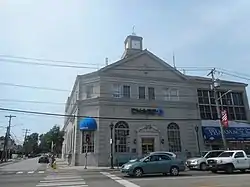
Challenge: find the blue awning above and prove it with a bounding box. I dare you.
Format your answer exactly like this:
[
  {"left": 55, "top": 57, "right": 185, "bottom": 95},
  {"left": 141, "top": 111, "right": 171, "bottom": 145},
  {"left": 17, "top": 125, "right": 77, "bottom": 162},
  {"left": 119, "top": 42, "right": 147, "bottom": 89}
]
[
  {"left": 79, "top": 117, "right": 97, "bottom": 131},
  {"left": 202, "top": 126, "right": 250, "bottom": 141}
]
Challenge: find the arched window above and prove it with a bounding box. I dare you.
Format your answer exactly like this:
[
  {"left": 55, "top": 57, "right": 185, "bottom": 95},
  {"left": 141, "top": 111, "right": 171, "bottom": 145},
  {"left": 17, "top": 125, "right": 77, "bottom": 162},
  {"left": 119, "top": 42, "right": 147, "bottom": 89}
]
[
  {"left": 167, "top": 123, "right": 182, "bottom": 152},
  {"left": 115, "top": 121, "right": 129, "bottom": 153}
]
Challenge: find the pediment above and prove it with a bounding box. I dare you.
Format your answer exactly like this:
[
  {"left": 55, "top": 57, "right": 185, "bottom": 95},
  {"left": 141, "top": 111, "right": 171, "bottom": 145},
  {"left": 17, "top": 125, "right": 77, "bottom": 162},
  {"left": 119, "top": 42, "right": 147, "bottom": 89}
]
[
  {"left": 99, "top": 50, "right": 187, "bottom": 81},
  {"left": 137, "top": 125, "right": 160, "bottom": 133}
]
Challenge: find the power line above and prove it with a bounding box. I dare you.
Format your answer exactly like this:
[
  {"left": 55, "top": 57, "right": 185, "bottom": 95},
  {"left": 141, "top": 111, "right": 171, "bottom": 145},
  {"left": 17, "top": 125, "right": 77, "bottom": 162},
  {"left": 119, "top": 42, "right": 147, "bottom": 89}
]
[
  {"left": 0, "top": 58, "right": 213, "bottom": 72},
  {"left": 0, "top": 59, "right": 100, "bottom": 69},
  {"left": 0, "top": 82, "right": 70, "bottom": 92},
  {"left": 0, "top": 54, "right": 101, "bottom": 66},
  {"left": 0, "top": 107, "right": 200, "bottom": 121},
  {"left": 0, "top": 54, "right": 215, "bottom": 70}
]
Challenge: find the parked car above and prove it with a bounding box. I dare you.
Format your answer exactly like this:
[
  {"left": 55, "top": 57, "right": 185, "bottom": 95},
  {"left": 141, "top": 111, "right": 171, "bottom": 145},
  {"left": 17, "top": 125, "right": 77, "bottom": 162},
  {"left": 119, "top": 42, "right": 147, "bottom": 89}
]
[
  {"left": 121, "top": 152, "right": 185, "bottom": 177},
  {"left": 38, "top": 155, "right": 50, "bottom": 164},
  {"left": 207, "top": 150, "right": 250, "bottom": 173},
  {"left": 126, "top": 151, "right": 177, "bottom": 164},
  {"left": 186, "top": 150, "right": 225, "bottom": 171}
]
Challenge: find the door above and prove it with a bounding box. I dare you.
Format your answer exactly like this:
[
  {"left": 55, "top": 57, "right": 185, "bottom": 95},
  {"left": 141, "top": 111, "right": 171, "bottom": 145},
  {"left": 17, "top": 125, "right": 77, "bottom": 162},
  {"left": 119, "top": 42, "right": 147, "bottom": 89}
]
[
  {"left": 158, "top": 154, "right": 172, "bottom": 173},
  {"left": 141, "top": 138, "right": 154, "bottom": 155},
  {"left": 234, "top": 152, "right": 248, "bottom": 169},
  {"left": 142, "top": 155, "right": 161, "bottom": 174}
]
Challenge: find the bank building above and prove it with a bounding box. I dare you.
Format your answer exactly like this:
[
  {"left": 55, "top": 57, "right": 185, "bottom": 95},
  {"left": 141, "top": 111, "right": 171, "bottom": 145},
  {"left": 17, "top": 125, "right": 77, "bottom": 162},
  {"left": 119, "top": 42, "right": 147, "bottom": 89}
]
[{"left": 62, "top": 34, "right": 250, "bottom": 166}]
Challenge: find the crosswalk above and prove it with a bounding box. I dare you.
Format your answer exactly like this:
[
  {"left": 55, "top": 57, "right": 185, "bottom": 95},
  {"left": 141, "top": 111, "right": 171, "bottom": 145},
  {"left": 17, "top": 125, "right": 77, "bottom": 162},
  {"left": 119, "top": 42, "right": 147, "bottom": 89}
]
[
  {"left": 0, "top": 170, "right": 46, "bottom": 175},
  {"left": 36, "top": 172, "right": 88, "bottom": 187}
]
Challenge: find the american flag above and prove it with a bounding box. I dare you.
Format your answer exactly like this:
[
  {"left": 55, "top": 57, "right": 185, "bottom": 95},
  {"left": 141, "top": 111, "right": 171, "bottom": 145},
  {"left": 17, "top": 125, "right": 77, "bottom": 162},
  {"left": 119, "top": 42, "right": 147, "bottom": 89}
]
[{"left": 221, "top": 110, "right": 228, "bottom": 128}]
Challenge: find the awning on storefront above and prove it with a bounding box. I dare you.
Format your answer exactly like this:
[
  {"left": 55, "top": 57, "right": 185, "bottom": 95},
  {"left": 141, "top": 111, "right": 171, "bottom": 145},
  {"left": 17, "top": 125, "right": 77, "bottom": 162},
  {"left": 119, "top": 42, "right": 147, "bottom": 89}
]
[
  {"left": 202, "top": 120, "right": 250, "bottom": 141},
  {"left": 79, "top": 117, "right": 97, "bottom": 131}
]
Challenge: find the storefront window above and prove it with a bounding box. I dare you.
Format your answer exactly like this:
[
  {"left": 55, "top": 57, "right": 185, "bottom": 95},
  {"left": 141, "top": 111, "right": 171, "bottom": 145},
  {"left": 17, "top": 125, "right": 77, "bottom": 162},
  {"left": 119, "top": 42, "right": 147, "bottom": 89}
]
[{"left": 115, "top": 121, "right": 129, "bottom": 153}]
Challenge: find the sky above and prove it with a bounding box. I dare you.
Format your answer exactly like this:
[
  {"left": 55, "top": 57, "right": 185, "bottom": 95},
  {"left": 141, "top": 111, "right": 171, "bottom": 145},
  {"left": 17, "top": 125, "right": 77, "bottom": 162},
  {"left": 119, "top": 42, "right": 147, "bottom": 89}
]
[{"left": 1, "top": 0, "right": 250, "bottom": 144}]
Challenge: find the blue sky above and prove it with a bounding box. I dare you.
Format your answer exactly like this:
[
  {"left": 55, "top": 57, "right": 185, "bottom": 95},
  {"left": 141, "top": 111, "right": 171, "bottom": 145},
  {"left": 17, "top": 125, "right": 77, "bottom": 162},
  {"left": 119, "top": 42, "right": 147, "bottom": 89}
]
[{"left": 0, "top": 0, "right": 250, "bottom": 144}]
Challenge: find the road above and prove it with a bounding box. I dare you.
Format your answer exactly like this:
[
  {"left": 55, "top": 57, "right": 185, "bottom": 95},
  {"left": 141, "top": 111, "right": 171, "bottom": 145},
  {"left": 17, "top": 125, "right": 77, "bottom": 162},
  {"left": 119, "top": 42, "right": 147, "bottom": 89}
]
[
  {"left": 1, "top": 163, "right": 250, "bottom": 187},
  {"left": 0, "top": 157, "right": 47, "bottom": 174}
]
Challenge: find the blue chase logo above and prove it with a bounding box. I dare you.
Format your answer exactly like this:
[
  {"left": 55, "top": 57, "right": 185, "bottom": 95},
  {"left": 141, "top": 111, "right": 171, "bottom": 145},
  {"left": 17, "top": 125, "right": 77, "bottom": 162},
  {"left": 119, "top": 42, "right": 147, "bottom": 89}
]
[{"left": 131, "top": 108, "right": 164, "bottom": 116}]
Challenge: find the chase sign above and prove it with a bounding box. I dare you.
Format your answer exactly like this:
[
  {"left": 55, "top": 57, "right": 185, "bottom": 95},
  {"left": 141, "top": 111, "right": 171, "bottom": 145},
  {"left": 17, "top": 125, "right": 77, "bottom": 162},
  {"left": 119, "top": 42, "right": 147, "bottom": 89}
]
[{"left": 131, "top": 108, "right": 164, "bottom": 116}]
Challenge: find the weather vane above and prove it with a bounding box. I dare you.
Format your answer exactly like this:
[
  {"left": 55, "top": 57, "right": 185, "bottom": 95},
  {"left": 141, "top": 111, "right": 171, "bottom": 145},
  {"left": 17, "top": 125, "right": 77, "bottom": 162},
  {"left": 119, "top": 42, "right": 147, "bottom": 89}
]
[{"left": 132, "top": 26, "right": 136, "bottom": 35}]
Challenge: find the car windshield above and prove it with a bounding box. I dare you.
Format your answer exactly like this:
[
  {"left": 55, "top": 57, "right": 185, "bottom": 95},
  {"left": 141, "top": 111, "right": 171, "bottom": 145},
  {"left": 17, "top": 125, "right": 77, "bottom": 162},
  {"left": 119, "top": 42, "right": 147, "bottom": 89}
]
[
  {"left": 218, "top": 152, "right": 234, "bottom": 157},
  {"left": 201, "top": 151, "right": 208, "bottom": 157}
]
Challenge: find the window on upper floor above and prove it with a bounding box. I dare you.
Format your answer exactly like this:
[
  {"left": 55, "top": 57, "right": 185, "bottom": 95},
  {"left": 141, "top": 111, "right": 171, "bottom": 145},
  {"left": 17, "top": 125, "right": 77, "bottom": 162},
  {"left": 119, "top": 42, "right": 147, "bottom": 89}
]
[
  {"left": 123, "top": 85, "right": 131, "bottom": 98},
  {"left": 112, "top": 83, "right": 122, "bottom": 98},
  {"left": 139, "top": 86, "right": 146, "bottom": 99},
  {"left": 164, "top": 88, "right": 179, "bottom": 101},
  {"left": 148, "top": 87, "right": 155, "bottom": 100},
  {"left": 197, "top": 89, "right": 247, "bottom": 121},
  {"left": 112, "top": 84, "right": 131, "bottom": 98},
  {"left": 86, "top": 85, "right": 94, "bottom": 98}
]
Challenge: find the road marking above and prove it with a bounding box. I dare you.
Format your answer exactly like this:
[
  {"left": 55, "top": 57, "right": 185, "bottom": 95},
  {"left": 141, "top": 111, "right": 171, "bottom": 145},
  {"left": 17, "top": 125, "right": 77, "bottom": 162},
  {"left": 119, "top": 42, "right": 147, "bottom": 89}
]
[
  {"left": 16, "top": 171, "right": 23, "bottom": 174},
  {"left": 45, "top": 176, "right": 82, "bottom": 180},
  {"left": 28, "top": 171, "right": 35, "bottom": 174},
  {"left": 101, "top": 172, "right": 140, "bottom": 187},
  {"left": 36, "top": 181, "right": 88, "bottom": 186},
  {"left": 40, "top": 179, "right": 85, "bottom": 183},
  {"left": 38, "top": 171, "right": 45, "bottom": 174},
  {"left": 129, "top": 173, "right": 250, "bottom": 182}
]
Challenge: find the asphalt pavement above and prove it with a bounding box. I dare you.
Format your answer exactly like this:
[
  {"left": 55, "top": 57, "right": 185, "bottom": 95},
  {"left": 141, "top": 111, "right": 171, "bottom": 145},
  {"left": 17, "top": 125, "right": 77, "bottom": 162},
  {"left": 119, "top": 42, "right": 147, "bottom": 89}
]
[
  {"left": 79, "top": 170, "right": 250, "bottom": 187},
  {"left": 2, "top": 160, "right": 250, "bottom": 187},
  {"left": 0, "top": 172, "right": 47, "bottom": 187},
  {"left": 0, "top": 157, "right": 47, "bottom": 174}
]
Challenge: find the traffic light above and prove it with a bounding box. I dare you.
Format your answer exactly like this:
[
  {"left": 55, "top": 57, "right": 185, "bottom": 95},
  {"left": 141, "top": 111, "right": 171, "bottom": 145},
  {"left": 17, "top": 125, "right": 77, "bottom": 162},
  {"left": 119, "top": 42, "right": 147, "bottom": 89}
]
[{"left": 86, "top": 134, "right": 90, "bottom": 144}]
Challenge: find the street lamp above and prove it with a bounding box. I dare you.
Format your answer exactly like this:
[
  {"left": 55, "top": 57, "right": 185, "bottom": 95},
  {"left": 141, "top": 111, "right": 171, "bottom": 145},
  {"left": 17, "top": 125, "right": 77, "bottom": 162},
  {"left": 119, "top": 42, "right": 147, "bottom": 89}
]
[
  {"left": 109, "top": 123, "right": 114, "bottom": 169},
  {"left": 194, "top": 125, "right": 201, "bottom": 156},
  {"left": 214, "top": 88, "right": 232, "bottom": 150}
]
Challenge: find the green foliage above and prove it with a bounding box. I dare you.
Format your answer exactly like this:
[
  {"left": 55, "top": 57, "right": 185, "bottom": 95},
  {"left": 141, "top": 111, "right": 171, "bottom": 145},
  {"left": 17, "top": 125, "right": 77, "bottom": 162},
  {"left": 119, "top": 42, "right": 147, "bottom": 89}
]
[
  {"left": 23, "top": 132, "right": 39, "bottom": 154},
  {"left": 23, "top": 125, "right": 64, "bottom": 155},
  {"left": 38, "top": 125, "right": 64, "bottom": 154}
]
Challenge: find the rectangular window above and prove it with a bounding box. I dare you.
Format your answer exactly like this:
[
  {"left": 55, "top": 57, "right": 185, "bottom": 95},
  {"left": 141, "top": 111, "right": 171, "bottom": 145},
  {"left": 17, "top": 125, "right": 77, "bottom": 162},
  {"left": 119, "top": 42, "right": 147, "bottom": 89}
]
[
  {"left": 86, "top": 85, "right": 94, "bottom": 98},
  {"left": 235, "top": 107, "right": 246, "bottom": 120},
  {"left": 112, "top": 83, "right": 122, "bottom": 98},
  {"left": 170, "top": 88, "right": 179, "bottom": 101},
  {"left": 139, "top": 86, "right": 145, "bottom": 99},
  {"left": 199, "top": 105, "right": 212, "bottom": 120},
  {"left": 148, "top": 87, "right": 155, "bottom": 100},
  {"left": 232, "top": 92, "right": 244, "bottom": 106},
  {"left": 123, "top": 85, "right": 130, "bottom": 98},
  {"left": 82, "top": 131, "right": 94, "bottom": 153},
  {"left": 164, "top": 88, "right": 170, "bottom": 101}
]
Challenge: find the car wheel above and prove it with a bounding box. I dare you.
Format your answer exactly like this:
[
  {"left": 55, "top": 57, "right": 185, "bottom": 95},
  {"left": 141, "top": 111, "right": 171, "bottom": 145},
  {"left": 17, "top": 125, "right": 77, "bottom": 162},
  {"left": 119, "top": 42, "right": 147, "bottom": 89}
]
[
  {"left": 133, "top": 168, "right": 143, "bottom": 177},
  {"left": 170, "top": 166, "right": 179, "bottom": 176},
  {"left": 200, "top": 163, "right": 207, "bottom": 171},
  {"left": 240, "top": 169, "right": 246, "bottom": 173},
  {"left": 211, "top": 169, "right": 217, "bottom": 173},
  {"left": 225, "top": 164, "right": 234, "bottom": 174}
]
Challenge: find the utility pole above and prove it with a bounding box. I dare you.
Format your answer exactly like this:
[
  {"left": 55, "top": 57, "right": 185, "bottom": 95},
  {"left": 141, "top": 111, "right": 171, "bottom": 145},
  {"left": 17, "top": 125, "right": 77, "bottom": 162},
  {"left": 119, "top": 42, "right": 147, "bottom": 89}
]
[
  {"left": 1, "top": 115, "right": 16, "bottom": 162},
  {"left": 207, "top": 68, "right": 227, "bottom": 149},
  {"left": 23, "top": 129, "right": 30, "bottom": 157}
]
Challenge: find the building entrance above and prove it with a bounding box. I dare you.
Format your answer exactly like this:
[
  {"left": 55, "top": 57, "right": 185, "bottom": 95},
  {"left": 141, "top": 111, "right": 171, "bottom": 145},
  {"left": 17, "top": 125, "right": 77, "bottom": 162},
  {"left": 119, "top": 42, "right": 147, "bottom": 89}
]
[{"left": 141, "top": 138, "right": 154, "bottom": 155}]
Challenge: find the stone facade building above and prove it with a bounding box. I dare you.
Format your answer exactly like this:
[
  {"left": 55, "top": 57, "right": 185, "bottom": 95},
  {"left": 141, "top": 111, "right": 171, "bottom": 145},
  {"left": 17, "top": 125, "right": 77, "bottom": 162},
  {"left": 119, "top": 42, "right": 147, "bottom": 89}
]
[{"left": 62, "top": 34, "right": 250, "bottom": 166}]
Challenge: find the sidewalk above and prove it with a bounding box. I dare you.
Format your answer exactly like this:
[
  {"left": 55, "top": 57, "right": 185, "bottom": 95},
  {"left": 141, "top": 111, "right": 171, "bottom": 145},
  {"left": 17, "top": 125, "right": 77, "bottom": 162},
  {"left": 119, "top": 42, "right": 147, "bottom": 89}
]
[{"left": 56, "top": 158, "right": 120, "bottom": 172}]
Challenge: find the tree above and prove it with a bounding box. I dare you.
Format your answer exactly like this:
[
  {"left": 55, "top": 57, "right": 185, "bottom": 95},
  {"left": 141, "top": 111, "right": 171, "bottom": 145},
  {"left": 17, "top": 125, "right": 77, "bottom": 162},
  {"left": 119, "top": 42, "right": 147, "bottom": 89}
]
[
  {"left": 23, "top": 133, "right": 39, "bottom": 155},
  {"left": 38, "top": 125, "right": 64, "bottom": 154}
]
